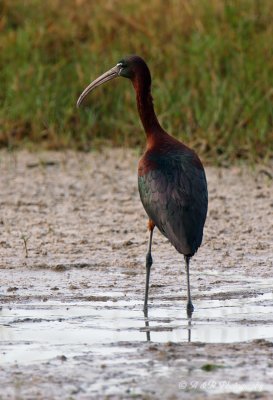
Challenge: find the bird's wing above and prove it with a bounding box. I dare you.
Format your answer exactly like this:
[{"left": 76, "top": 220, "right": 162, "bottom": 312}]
[{"left": 138, "top": 152, "right": 208, "bottom": 255}]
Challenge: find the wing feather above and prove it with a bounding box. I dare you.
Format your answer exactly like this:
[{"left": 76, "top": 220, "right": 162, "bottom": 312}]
[{"left": 138, "top": 151, "right": 208, "bottom": 255}]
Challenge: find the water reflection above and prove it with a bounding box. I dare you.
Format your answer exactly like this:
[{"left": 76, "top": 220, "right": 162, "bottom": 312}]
[
  {"left": 0, "top": 292, "right": 273, "bottom": 364},
  {"left": 187, "top": 316, "right": 192, "bottom": 343},
  {"left": 142, "top": 308, "right": 192, "bottom": 343},
  {"left": 0, "top": 324, "right": 12, "bottom": 341}
]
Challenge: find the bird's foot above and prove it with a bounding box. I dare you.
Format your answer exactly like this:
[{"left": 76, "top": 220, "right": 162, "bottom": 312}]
[{"left": 187, "top": 301, "right": 194, "bottom": 318}]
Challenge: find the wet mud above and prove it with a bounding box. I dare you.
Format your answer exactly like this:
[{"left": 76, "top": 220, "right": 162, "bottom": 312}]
[{"left": 0, "top": 149, "right": 272, "bottom": 399}]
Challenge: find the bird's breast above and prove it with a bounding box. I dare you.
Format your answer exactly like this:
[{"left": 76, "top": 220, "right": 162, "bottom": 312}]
[{"left": 138, "top": 153, "right": 157, "bottom": 177}]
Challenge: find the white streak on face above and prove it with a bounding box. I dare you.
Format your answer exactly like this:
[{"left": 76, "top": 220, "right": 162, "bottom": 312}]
[{"left": 116, "top": 63, "right": 123, "bottom": 75}]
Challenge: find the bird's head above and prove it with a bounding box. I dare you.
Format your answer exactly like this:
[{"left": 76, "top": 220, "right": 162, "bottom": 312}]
[{"left": 77, "top": 55, "right": 151, "bottom": 107}]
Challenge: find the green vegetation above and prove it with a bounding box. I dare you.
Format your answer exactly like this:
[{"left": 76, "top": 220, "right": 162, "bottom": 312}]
[
  {"left": 0, "top": 0, "right": 272, "bottom": 162},
  {"left": 201, "top": 363, "right": 224, "bottom": 372}
]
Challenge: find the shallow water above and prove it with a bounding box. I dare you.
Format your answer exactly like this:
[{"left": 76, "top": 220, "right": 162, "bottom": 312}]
[
  {"left": 1, "top": 290, "right": 273, "bottom": 365},
  {"left": 0, "top": 150, "right": 273, "bottom": 398}
]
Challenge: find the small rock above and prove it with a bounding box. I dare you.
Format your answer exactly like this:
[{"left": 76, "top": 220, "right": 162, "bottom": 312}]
[{"left": 7, "top": 287, "right": 18, "bottom": 292}]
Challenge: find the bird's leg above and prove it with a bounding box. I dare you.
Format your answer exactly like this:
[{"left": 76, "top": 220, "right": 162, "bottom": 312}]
[
  {"left": 184, "top": 255, "right": 194, "bottom": 318},
  {"left": 143, "top": 220, "right": 154, "bottom": 316},
  {"left": 144, "top": 317, "right": 151, "bottom": 342}
]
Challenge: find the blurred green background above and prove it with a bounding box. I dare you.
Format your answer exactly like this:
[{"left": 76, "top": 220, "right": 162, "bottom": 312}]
[{"left": 0, "top": 0, "right": 272, "bottom": 163}]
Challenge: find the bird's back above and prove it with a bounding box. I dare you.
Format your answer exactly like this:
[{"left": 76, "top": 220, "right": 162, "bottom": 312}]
[{"left": 138, "top": 140, "right": 208, "bottom": 256}]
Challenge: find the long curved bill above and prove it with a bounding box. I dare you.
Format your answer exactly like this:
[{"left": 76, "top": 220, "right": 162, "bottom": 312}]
[{"left": 77, "top": 64, "right": 121, "bottom": 107}]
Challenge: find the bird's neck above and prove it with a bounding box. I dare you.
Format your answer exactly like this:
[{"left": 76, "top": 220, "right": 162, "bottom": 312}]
[{"left": 133, "top": 79, "right": 165, "bottom": 147}]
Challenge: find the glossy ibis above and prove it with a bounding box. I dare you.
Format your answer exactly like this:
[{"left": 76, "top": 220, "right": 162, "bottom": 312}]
[{"left": 77, "top": 55, "right": 208, "bottom": 317}]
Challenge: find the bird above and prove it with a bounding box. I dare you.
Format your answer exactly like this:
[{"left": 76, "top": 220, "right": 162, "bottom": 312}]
[{"left": 77, "top": 55, "right": 208, "bottom": 317}]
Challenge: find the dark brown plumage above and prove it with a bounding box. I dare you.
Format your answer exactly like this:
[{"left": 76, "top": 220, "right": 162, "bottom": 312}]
[{"left": 77, "top": 55, "right": 208, "bottom": 317}]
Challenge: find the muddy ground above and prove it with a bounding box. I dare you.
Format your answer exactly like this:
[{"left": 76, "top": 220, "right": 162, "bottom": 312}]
[{"left": 0, "top": 149, "right": 272, "bottom": 400}]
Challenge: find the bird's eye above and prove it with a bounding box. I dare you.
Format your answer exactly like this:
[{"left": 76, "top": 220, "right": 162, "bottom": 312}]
[{"left": 117, "top": 62, "right": 126, "bottom": 69}]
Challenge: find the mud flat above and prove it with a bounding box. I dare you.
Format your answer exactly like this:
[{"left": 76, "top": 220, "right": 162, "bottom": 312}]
[{"left": 0, "top": 149, "right": 272, "bottom": 399}]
